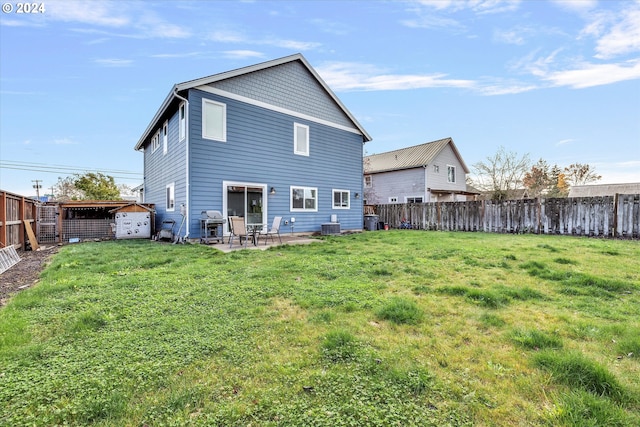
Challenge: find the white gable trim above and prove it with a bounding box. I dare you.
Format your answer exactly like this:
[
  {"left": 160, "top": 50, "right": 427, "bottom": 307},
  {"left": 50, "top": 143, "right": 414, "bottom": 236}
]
[{"left": 196, "top": 85, "right": 365, "bottom": 137}]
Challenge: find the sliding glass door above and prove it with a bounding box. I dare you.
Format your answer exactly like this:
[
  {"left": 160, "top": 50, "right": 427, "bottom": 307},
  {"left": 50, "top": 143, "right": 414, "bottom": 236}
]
[{"left": 223, "top": 182, "right": 267, "bottom": 232}]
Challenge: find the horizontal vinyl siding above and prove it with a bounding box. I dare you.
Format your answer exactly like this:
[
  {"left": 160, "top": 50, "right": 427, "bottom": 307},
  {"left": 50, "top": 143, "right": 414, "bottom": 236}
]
[
  {"left": 188, "top": 89, "right": 363, "bottom": 235},
  {"left": 426, "top": 145, "right": 467, "bottom": 192},
  {"left": 371, "top": 168, "right": 424, "bottom": 204},
  {"left": 143, "top": 109, "right": 186, "bottom": 232}
]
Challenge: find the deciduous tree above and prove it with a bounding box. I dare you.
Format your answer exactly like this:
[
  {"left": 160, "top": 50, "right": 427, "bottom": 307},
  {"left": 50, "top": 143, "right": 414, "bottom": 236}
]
[
  {"left": 564, "top": 163, "right": 602, "bottom": 186},
  {"left": 471, "top": 146, "right": 530, "bottom": 200},
  {"left": 73, "top": 172, "right": 121, "bottom": 200}
]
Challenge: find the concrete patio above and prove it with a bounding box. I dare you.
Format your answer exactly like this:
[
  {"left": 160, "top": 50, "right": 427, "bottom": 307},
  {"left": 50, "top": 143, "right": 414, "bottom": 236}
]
[{"left": 204, "top": 233, "right": 320, "bottom": 253}]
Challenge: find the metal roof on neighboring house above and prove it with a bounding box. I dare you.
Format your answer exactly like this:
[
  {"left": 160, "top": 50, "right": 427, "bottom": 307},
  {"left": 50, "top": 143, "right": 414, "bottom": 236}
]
[
  {"left": 364, "top": 137, "right": 469, "bottom": 174},
  {"left": 568, "top": 183, "right": 640, "bottom": 197}
]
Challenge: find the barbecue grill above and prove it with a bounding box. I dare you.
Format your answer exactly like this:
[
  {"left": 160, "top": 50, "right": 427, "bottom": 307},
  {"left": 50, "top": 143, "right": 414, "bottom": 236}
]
[{"left": 200, "top": 210, "right": 225, "bottom": 244}]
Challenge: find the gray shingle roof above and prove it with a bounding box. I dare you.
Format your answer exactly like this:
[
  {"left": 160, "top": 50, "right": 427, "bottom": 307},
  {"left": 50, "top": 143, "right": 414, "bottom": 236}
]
[{"left": 364, "top": 137, "right": 469, "bottom": 174}]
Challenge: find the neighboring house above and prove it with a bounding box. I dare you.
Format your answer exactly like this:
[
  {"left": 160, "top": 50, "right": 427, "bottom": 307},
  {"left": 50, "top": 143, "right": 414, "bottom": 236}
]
[
  {"left": 364, "top": 137, "right": 473, "bottom": 204},
  {"left": 134, "top": 54, "right": 371, "bottom": 239},
  {"left": 568, "top": 183, "right": 640, "bottom": 197}
]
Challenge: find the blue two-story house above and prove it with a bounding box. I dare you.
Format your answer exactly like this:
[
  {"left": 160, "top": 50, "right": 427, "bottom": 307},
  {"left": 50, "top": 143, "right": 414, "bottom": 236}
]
[{"left": 134, "top": 54, "right": 372, "bottom": 240}]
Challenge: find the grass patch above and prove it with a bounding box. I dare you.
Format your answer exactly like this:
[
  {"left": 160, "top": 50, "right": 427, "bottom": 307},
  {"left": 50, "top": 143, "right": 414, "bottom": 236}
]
[
  {"left": 509, "top": 328, "right": 563, "bottom": 350},
  {"left": 376, "top": 297, "right": 423, "bottom": 325},
  {"left": 532, "top": 351, "right": 628, "bottom": 403},
  {"left": 1, "top": 233, "right": 638, "bottom": 426},
  {"left": 547, "top": 390, "right": 638, "bottom": 427}
]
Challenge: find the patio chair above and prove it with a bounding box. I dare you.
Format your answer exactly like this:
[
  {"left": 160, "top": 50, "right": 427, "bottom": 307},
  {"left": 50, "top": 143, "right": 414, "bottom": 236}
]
[
  {"left": 260, "top": 216, "right": 282, "bottom": 245},
  {"left": 228, "top": 216, "right": 250, "bottom": 248}
]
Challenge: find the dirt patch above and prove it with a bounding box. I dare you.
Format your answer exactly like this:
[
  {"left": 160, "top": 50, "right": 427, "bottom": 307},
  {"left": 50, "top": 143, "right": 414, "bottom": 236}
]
[{"left": 0, "top": 246, "right": 59, "bottom": 307}]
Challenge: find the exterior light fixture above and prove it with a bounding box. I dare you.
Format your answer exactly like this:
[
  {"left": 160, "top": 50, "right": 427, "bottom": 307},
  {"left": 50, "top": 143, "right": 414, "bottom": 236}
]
[{"left": 270, "top": 187, "right": 276, "bottom": 195}]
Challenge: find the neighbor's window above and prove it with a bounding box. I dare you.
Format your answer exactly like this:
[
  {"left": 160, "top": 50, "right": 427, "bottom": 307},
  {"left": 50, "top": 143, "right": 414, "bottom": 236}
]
[
  {"left": 333, "top": 189, "right": 350, "bottom": 209},
  {"left": 166, "top": 183, "right": 175, "bottom": 211},
  {"left": 406, "top": 197, "right": 423, "bottom": 203},
  {"left": 291, "top": 186, "right": 317, "bottom": 211},
  {"left": 179, "top": 102, "right": 186, "bottom": 141},
  {"left": 447, "top": 165, "right": 456, "bottom": 183},
  {"left": 389, "top": 197, "right": 398, "bottom": 203},
  {"left": 294, "top": 123, "right": 309, "bottom": 156},
  {"left": 202, "top": 99, "right": 226, "bottom": 142},
  {"left": 162, "top": 121, "right": 168, "bottom": 155},
  {"left": 364, "top": 175, "right": 372, "bottom": 188}
]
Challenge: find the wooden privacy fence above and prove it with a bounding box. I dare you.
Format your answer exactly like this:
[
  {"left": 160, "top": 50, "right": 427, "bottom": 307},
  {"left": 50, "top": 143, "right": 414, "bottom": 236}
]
[
  {"left": 375, "top": 194, "right": 640, "bottom": 239},
  {"left": 0, "top": 190, "right": 38, "bottom": 249}
]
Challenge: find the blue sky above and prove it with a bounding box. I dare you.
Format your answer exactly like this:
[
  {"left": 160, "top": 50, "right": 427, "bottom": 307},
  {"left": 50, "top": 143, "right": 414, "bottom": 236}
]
[{"left": 1, "top": 0, "right": 639, "bottom": 197}]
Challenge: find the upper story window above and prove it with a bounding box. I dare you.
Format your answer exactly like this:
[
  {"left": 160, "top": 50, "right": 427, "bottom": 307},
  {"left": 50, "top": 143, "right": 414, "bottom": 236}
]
[
  {"left": 333, "top": 189, "right": 350, "bottom": 209},
  {"left": 162, "top": 121, "right": 168, "bottom": 155},
  {"left": 151, "top": 131, "right": 160, "bottom": 153},
  {"left": 179, "top": 102, "right": 186, "bottom": 141},
  {"left": 294, "top": 123, "right": 309, "bottom": 156},
  {"left": 364, "top": 175, "right": 372, "bottom": 188},
  {"left": 202, "top": 99, "right": 227, "bottom": 142},
  {"left": 447, "top": 165, "right": 456, "bottom": 183},
  {"left": 166, "top": 183, "right": 175, "bottom": 211},
  {"left": 291, "top": 186, "right": 317, "bottom": 212}
]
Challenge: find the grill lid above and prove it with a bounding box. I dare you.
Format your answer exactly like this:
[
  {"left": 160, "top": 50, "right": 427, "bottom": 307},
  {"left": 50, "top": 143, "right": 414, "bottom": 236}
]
[{"left": 202, "top": 210, "right": 223, "bottom": 221}]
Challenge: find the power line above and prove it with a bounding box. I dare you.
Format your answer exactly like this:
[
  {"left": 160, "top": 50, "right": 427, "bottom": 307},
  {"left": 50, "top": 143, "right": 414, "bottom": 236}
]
[{"left": 0, "top": 160, "right": 143, "bottom": 179}]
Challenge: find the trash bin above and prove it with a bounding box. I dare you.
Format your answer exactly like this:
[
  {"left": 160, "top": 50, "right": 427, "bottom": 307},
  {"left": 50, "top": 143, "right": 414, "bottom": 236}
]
[{"left": 364, "top": 214, "right": 379, "bottom": 231}]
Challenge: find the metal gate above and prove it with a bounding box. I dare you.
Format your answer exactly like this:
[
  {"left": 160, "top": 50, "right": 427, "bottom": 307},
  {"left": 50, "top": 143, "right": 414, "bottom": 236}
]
[{"left": 37, "top": 205, "right": 58, "bottom": 244}]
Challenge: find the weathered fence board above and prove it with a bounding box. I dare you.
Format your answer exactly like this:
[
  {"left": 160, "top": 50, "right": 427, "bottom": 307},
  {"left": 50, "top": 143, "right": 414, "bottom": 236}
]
[{"left": 375, "top": 194, "right": 639, "bottom": 239}]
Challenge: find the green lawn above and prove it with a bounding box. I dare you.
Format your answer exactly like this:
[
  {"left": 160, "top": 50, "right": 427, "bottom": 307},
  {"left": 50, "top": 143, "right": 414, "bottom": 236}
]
[{"left": 1, "top": 231, "right": 639, "bottom": 426}]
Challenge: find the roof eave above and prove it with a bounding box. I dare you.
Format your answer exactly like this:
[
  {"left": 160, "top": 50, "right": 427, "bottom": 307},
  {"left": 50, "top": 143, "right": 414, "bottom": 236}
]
[{"left": 134, "top": 84, "right": 179, "bottom": 151}]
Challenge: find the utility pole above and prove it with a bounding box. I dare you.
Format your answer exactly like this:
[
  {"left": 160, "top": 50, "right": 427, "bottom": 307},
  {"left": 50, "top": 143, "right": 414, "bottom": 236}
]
[{"left": 32, "top": 179, "right": 42, "bottom": 199}]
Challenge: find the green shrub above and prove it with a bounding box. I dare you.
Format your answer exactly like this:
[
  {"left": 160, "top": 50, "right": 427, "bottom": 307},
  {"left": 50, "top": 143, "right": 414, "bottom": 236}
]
[{"left": 376, "top": 297, "right": 423, "bottom": 325}]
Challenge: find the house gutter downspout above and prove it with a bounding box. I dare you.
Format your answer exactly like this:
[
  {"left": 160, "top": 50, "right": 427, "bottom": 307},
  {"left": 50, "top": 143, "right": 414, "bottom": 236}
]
[{"left": 173, "top": 90, "right": 190, "bottom": 239}]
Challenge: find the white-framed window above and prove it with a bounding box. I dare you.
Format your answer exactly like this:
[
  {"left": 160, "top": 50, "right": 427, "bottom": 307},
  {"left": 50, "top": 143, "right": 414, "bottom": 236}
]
[
  {"left": 179, "top": 102, "right": 186, "bottom": 141},
  {"left": 333, "top": 189, "right": 350, "bottom": 209},
  {"left": 162, "top": 121, "right": 168, "bottom": 155},
  {"left": 202, "top": 99, "right": 226, "bottom": 142},
  {"left": 406, "top": 197, "right": 423, "bottom": 203},
  {"left": 294, "top": 123, "right": 309, "bottom": 156},
  {"left": 447, "top": 165, "right": 456, "bottom": 183},
  {"left": 151, "top": 130, "right": 160, "bottom": 153},
  {"left": 389, "top": 197, "right": 398, "bottom": 203},
  {"left": 364, "top": 175, "right": 372, "bottom": 188},
  {"left": 290, "top": 186, "right": 317, "bottom": 212},
  {"left": 166, "top": 183, "right": 175, "bottom": 211}
]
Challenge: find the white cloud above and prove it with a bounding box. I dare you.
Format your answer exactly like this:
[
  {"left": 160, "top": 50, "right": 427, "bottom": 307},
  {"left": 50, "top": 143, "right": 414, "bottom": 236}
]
[
  {"left": 208, "top": 30, "right": 320, "bottom": 51},
  {"left": 151, "top": 52, "right": 205, "bottom": 59},
  {"left": 315, "top": 62, "right": 475, "bottom": 91},
  {"left": 47, "top": 0, "right": 130, "bottom": 27},
  {"left": 44, "top": 1, "right": 190, "bottom": 39},
  {"left": 555, "top": 139, "right": 577, "bottom": 147},
  {"left": 413, "top": 0, "right": 521, "bottom": 14},
  {"left": 542, "top": 59, "right": 640, "bottom": 88},
  {"left": 209, "top": 30, "right": 247, "bottom": 43},
  {"left": 221, "top": 50, "right": 265, "bottom": 60},
  {"left": 593, "top": 8, "right": 640, "bottom": 59},
  {"left": 550, "top": 0, "right": 597, "bottom": 13},
  {"left": 94, "top": 58, "right": 134, "bottom": 67}
]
